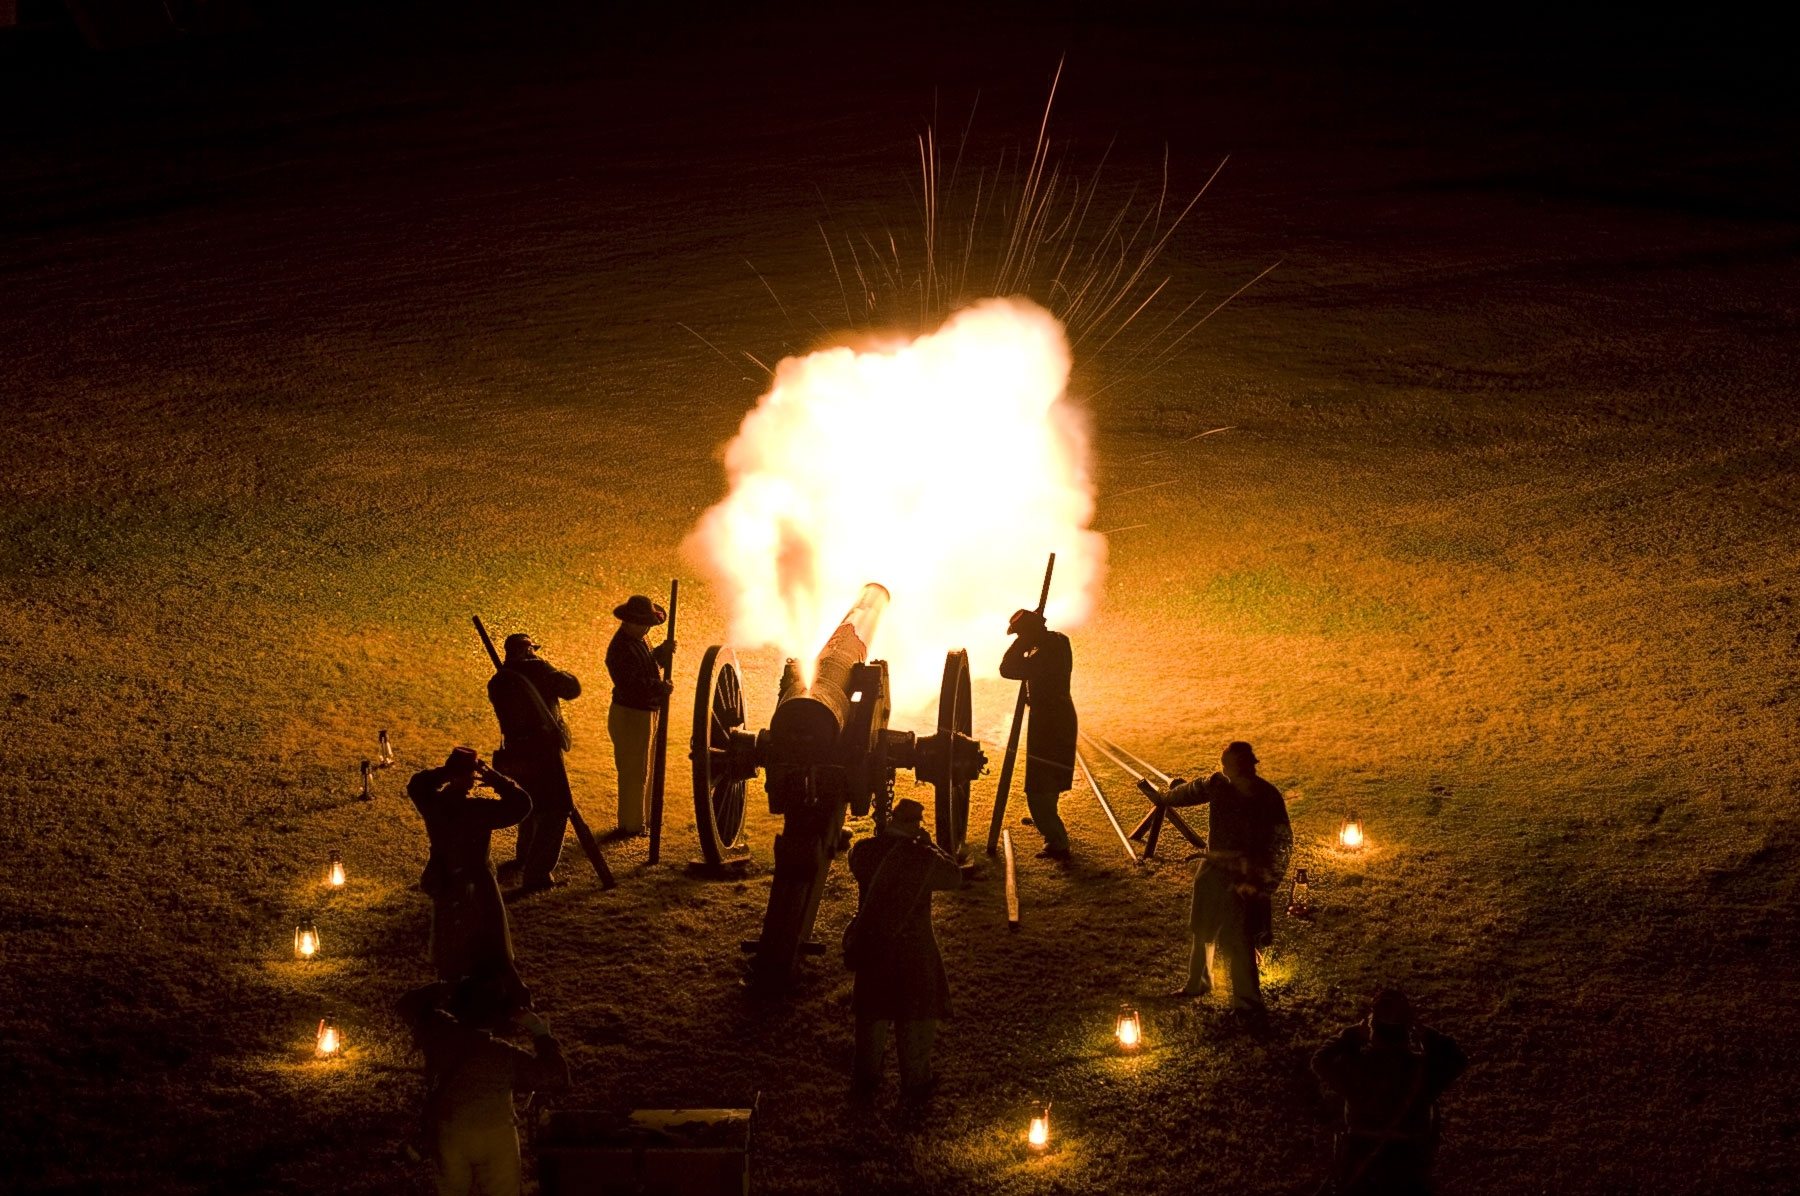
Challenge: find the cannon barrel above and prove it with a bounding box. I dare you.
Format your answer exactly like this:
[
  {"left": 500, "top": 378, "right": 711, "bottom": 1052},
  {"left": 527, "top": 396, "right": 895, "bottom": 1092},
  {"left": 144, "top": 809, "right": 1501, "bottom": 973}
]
[{"left": 767, "top": 582, "right": 889, "bottom": 777}]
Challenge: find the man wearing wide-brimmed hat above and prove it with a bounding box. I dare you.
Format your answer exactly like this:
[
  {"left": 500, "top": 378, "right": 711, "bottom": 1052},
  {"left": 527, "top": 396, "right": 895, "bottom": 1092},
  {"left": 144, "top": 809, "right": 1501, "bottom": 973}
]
[
  {"left": 604, "top": 594, "right": 674, "bottom": 837},
  {"left": 845, "top": 798, "right": 963, "bottom": 1105}
]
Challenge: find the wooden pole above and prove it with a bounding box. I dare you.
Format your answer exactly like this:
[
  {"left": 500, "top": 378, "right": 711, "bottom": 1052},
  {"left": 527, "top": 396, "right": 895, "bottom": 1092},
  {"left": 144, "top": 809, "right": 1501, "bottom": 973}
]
[
  {"left": 1002, "top": 829, "right": 1021, "bottom": 930},
  {"left": 1076, "top": 749, "right": 1138, "bottom": 864},
  {"left": 985, "top": 553, "right": 1056, "bottom": 855},
  {"left": 648, "top": 579, "right": 678, "bottom": 866}
]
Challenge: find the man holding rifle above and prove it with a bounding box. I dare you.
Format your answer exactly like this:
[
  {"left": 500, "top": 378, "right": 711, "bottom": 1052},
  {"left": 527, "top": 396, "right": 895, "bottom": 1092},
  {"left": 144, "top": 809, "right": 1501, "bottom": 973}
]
[
  {"left": 999, "top": 608, "right": 1078, "bottom": 861},
  {"left": 605, "top": 594, "right": 674, "bottom": 838},
  {"left": 490, "top": 632, "right": 582, "bottom": 893},
  {"left": 1144, "top": 740, "right": 1291, "bottom": 1024}
]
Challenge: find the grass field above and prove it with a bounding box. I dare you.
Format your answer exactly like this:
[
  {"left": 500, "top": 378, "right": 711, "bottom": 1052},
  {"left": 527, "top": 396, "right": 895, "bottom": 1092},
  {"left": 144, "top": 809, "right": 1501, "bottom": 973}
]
[{"left": 3, "top": 7, "right": 1797, "bottom": 1194}]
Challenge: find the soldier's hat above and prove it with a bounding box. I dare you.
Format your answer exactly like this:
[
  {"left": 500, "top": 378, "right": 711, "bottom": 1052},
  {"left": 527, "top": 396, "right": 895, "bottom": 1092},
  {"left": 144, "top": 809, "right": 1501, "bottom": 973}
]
[
  {"left": 1371, "top": 988, "right": 1414, "bottom": 1030},
  {"left": 613, "top": 595, "right": 668, "bottom": 625},
  {"left": 885, "top": 798, "right": 926, "bottom": 836},
  {"left": 444, "top": 745, "right": 481, "bottom": 774},
  {"left": 1222, "top": 740, "right": 1259, "bottom": 765},
  {"left": 1006, "top": 608, "right": 1046, "bottom": 636}
]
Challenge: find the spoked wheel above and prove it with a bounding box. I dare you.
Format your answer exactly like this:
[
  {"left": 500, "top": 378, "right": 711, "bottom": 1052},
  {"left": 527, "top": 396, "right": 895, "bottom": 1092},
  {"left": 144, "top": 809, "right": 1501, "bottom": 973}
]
[
  {"left": 933, "top": 649, "right": 973, "bottom": 856},
  {"left": 691, "top": 645, "right": 750, "bottom": 866}
]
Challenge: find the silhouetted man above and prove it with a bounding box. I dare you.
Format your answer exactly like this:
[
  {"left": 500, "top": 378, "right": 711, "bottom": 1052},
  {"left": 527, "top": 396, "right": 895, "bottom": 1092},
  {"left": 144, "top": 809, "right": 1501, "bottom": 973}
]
[
  {"left": 1146, "top": 740, "right": 1291, "bottom": 1020},
  {"left": 847, "top": 799, "right": 963, "bottom": 1105},
  {"left": 409, "top": 747, "right": 531, "bottom": 992},
  {"left": 489, "top": 631, "right": 580, "bottom": 891},
  {"left": 398, "top": 973, "right": 570, "bottom": 1196},
  {"left": 605, "top": 594, "right": 673, "bottom": 837},
  {"left": 999, "top": 608, "right": 1077, "bottom": 861},
  {"left": 1312, "top": 989, "right": 1467, "bottom": 1196}
]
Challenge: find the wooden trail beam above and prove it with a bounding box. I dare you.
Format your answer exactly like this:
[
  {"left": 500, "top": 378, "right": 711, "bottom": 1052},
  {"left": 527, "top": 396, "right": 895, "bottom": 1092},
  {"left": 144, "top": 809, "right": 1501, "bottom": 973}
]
[
  {"left": 1002, "top": 829, "right": 1021, "bottom": 930},
  {"left": 1080, "top": 731, "right": 1204, "bottom": 861},
  {"left": 1076, "top": 749, "right": 1138, "bottom": 864}
]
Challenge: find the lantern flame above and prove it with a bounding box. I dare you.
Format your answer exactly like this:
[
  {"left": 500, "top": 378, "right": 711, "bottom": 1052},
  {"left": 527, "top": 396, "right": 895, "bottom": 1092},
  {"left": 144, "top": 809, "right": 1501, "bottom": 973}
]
[
  {"left": 688, "top": 299, "right": 1105, "bottom": 718},
  {"left": 1116, "top": 1007, "right": 1142, "bottom": 1049},
  {"left": 295, "top": 922, "right": 319, "bottom": 960},
  {"left": 1339, "top": 817, "right": 1364, "bottom": 850},
  {"left": 315, "top": 1018, "right": 340, "bottom": 1057},
  {"left": 1028, "top": 1105, "right": 1051, "bottom": 1149},
  {"left": 327, "top": 854, "right": 346, "bottom": 889}
]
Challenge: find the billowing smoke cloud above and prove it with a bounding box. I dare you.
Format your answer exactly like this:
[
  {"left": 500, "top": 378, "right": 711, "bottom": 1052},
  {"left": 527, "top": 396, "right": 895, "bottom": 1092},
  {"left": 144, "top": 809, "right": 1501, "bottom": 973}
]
[{"left": 687, "top": 298, "right": 1105, "bottom": 722}]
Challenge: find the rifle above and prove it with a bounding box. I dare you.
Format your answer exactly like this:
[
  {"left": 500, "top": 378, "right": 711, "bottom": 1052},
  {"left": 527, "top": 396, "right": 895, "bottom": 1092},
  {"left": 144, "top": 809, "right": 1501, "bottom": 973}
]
[
  {"left": 473, "top": 615, "right": 616, "bottom": 890},
  {"left": 647, "top": 579, "right": 678, "bottom": 865},
  {"left": 985, "top": 553, "right": 1055, "bottom": 856}
]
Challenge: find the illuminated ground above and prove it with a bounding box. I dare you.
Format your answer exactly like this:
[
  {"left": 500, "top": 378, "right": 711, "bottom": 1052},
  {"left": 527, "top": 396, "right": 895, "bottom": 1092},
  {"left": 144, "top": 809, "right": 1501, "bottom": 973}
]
[{"left": 3, "top": 7, "right": 1797, "bottom": 1194}]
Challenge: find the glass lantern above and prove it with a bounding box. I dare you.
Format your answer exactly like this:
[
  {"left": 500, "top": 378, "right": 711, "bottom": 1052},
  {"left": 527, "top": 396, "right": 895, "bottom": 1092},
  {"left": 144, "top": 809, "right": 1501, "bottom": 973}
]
[
  {"left": 359, "top": 760, "right": 373, "bottom": 801},
  {"left": 1114, "top": 1005, "right": 1142, "bottom": 1050},
  {"left": 378, "top": 729, "right": 394, "bottom": 768},
  {"left": 294, "top": 919, "right": 320, "bottom": 960},
  {"left": 1027, "top": 1100, "right": 1052, "bottom": 1150},
  {"left": 315, "top": 1017, "right": 341, "bottom": 1058},
  {"left": 1338, "top": 812, "right": 1364, "bottom": 850},
  {"left": 1287, "top": 867, "right": 1312, "bottom": 918},
  {"left": 326, "top": 852, "right": 346, "bottom": 889}
]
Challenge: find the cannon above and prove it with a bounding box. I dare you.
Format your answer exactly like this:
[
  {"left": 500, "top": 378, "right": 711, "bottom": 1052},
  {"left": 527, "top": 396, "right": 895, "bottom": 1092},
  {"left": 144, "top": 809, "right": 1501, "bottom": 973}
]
[{"left": 689, "top": 583, "right": 987, "bottom": 985}]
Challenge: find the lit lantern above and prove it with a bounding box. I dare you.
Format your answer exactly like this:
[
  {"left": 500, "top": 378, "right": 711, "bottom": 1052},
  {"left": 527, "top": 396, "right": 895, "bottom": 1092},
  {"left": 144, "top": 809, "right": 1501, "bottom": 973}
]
[
  {"left": 315, "top": 1017, "right": 341, "bottom": 1058},
  {"left": 326, "top": 852, "right": 346, "bottom": 889},
  {"left": 1027, "top": 1100, "right": 1052, "bottom": 1150},
  {"left": 1338, "top": 812, "right": 1364, "bottom": 850},
  {"left": 1287, "top": 867, "right": 1312, "bottom": 918},
  {"left": 359, "top": 759, "right": 374, "bottom": 801},
  {"left": 294, "top": 919, "right": 320, "bottom": 960},
  {"left": 378, "top": 729, "right": 394, "bottom": 768},
  {"left": 1114, "top": 1005, "right": 1142, "bottom": 1050}
]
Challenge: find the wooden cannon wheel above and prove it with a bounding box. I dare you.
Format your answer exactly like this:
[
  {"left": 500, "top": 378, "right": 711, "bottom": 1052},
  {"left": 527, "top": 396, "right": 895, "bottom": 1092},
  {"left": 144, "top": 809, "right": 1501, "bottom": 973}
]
[
  {"left": 691, "top": 645, "right": 750, "bottom": 866},
  {"left": 933, "top": 649, "right": 973, "bottom": 856}
]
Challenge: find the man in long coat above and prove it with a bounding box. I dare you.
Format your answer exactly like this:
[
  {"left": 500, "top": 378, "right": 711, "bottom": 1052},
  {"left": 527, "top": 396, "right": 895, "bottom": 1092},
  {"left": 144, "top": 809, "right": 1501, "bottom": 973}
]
[
  {"left": 846, "top": 798, "right": 963, "bottom": 1104},
  {"left": 1147, "top": 740, "right": 1292, "bottom": 1019},
  {"left": 605, "top": 594, "right": 673, "bottom": 836},
  {"left": 409, "top": 746, "right": 532, "bottom": 992},
  {"left": 999, "top": 608, "right": 1078, "bottom": 860},
  {"left": 490, "top": 631, "right": 580, "bottom": 891}
]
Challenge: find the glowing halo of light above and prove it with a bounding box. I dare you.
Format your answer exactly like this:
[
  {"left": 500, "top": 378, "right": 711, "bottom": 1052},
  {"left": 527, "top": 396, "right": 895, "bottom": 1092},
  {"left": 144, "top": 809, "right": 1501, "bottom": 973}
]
[{"left": 688, "top": 299, "right": 1106, "bottom": 720}]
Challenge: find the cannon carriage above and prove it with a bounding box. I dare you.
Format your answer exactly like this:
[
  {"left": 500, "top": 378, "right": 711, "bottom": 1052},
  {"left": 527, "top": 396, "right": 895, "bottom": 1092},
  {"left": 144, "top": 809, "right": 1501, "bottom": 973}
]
[{"left": 689, "top": 583, "right": 987, "bottom": 986}]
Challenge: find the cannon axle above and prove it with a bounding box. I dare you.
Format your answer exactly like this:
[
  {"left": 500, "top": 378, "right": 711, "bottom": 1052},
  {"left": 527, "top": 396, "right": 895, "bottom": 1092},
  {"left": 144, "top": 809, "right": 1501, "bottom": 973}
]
[{"left": 688, "top": 584, "right": 985, "bottom": 987}]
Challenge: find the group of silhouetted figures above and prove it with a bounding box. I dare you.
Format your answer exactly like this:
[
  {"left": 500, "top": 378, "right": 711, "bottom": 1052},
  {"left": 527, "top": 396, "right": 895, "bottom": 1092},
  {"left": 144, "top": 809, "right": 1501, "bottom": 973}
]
[{"left": 393, "top": 601, "right": 1464, "bottom": 1196}]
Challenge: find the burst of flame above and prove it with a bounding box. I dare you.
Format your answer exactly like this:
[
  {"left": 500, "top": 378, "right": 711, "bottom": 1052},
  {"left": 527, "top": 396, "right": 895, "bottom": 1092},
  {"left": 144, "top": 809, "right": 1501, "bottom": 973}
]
[{"left": 688, "top": 298, "right": 1105, "bottom": 717}]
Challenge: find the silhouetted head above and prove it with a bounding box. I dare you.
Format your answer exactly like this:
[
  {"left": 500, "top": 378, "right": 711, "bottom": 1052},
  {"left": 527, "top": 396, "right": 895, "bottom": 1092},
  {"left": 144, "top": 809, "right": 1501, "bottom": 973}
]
[
  {"left": 448, "top": 971, "right": 513, "bottom": 1032},
  {"left": 503, "top": 632, "right": 540, "bottom": 662},
  {"left": 1007, "top": 608, "right": 1047, "bottom": 641},
  {"left": 886, "top": 798, "right": 927, "bottom": 839},
  {"left": 1221, "top": 741, "right": 1259, "bottom": 785},
  {"left": 613, "top": 595, "right": 667, "bottom": 636},
  {"left": 443, "top": 745, "right": 481, "bottom": 795},
  {"left": 1370, "top": 988, "right": 1414, "bottom": 1045}
]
